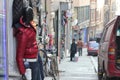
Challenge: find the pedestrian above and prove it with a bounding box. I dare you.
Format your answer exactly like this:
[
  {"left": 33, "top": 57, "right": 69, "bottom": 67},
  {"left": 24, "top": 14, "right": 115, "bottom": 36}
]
[
  {"left": 70, "top": 39, "right": 77, "bottom": 61},
  {"left": 77, "top": 38, "right": 84, "bottom": 56},
  {"left": 14, "top": 6, "right": 44, "bottom": 80}
]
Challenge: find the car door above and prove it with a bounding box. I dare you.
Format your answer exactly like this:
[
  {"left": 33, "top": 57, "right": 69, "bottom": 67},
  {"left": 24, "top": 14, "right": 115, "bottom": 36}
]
[
  {"left": 98, "top": 27, "right": 107, "bottom": 67},
  {"left": 99, "top": 20, "right": 115, "bottom": 70}
]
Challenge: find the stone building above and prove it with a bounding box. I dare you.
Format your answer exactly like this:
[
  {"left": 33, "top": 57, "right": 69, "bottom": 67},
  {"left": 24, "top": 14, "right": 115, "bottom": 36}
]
[{"left": 73, "top": 0, "right": 90, "bottom": 43}]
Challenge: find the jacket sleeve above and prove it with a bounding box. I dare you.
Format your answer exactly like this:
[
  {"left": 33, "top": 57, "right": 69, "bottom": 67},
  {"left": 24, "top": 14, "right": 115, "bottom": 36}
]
[
  {"left": 74, "top": 44, "right": 77, "bottom": 53},
  {"left": 76, "top": 44, "right": 77, "bottom": 52},
  {"left": 70, "top": 44, "right": 72, "bottom": 52},
  {"left": 82, "top": 42, "right": 84, "bottom": 47},
  {"left": 16, "top": 30, "right": 28, "bottom": 75}
]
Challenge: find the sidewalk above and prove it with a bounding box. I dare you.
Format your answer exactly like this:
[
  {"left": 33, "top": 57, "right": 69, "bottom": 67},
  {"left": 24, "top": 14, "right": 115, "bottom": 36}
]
[
  {"left": 44, "top": 48, "right": 98, "bottom": 80},
  {"left": 58, "top": 48, "right": 98, "bottom": 80}
]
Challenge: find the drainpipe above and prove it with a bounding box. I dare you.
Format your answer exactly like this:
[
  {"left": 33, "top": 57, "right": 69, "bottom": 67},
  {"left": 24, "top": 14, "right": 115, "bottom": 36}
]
[
  {"left": 45, "top": 0, "right": 47, "bottom": 13},
  {"left": 43, "top": 0, "right": 47, "bottom": 49}
]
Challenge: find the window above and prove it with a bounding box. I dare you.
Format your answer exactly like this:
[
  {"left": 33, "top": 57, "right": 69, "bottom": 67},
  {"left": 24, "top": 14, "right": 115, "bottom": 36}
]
[
  {"left": 77, "top": 6, "right": 90, "bottom": 24},
  {"left": 81, "top": 7, "right": 84, "bottom": 22},
  {"left": 104, "top": 20, "right": 116, "bottom": 41},
  {"left": 112, "top": 2, "right": 116, "bottom": 12},
  {"left": 86, "top": 6, "right": 90, "bottom": 20},
  {"left": 117, "top": 27, "right": 120, "bottom": 36},
  {"left": 105, "top": 25, "right": 114, "bottom": 41},
  {"left": 100, "top": 27, "right": 107, "bottom": 43},
  {"left": 91, "top": 9, "right": 95, "bottom": 21}
]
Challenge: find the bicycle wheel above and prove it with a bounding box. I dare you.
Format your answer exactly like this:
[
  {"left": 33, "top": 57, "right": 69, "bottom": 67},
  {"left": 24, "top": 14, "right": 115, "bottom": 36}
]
[
  {"left": 54, "top": 57, "right": 59, "bottom": 78},
  {"left": 49, "top": 56, "right": 59, "bottom": 80},
  {"left": 53, "top": 57, "right": 59, "bottom": 77},
  {"left": 50, "top": 59, "right": 57, "bottom": 80},
  {"left": 39, "top": 49, "right": 47, "bottom": 66},
  {"left": 39, "top": 49, "right": 49, "bottom": 77}
]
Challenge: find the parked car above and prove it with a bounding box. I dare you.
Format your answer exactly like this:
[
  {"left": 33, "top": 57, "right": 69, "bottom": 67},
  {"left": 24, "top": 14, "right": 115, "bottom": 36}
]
[
  {"left": 87, "top": 40, "right": 99, "bottom": 56},
  {"left": 98, "top": 16, "right": 120, "bottom": 80}
]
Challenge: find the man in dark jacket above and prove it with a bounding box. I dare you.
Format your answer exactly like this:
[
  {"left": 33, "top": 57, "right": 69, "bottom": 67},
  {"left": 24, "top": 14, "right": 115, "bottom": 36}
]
[{"left": 70, "top": 39, "right": 77, "bottom": 61}]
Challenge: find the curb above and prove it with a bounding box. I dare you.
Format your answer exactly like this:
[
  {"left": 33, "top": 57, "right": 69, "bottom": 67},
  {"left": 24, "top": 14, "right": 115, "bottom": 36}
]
[{"left": 90, "top": 56, "right": 98, "bottom": 73}]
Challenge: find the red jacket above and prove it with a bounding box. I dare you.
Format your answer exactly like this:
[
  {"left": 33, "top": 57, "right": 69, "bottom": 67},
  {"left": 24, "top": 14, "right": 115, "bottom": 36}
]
[{"left": 15, "top": 17, "right": 38, "bottom": 74}]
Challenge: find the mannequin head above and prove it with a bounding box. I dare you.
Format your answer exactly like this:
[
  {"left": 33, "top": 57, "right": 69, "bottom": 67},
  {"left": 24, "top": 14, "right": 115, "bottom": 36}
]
[{"left": 23, "top": 6, "right": 34, "bottom": 25}]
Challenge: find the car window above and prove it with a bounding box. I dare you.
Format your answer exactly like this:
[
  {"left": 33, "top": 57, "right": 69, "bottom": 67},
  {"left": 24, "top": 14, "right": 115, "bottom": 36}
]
[
  {"left": 117, "top": 27, "right": 120, "bottom": 36},
  {"left": 100, "top": 27, "right": 107, "bottom": 43},
  {"left": 89, "top": 41, "right": 99, "bottom": 47},
  {"left": 104, "top": 24, "right": 114, "bottom": 41},
  {"left": 101, "top": 19, "right": 116, "bottom": 43}
]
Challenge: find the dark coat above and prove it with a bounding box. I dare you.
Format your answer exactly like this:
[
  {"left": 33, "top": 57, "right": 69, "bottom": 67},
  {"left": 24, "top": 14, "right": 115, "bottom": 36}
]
[
  {"left": 15, "top": 17, "right": 38, "bottom": 74},
  {"left": 70, "top": 42, "right": 77, "bottom": 54}
]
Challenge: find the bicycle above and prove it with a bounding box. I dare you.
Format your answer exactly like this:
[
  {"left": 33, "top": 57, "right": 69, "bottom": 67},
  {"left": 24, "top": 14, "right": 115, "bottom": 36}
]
[{"left": 38, "top": 43, "right": 59, "bottom": 80}]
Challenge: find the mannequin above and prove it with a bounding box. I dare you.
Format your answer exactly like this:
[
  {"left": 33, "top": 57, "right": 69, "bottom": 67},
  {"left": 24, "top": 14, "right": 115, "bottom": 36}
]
[{"left": 15, "top": 6, "right": 44, "bottom": 80}]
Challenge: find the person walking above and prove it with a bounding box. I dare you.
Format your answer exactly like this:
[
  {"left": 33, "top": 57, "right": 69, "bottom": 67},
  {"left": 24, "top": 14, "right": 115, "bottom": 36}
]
[
  {"left": 70, "top": 39, "right": 77, "bottom": 61},
  {"left": 77, "top": 38, "right": 84, "bottom": 56}
]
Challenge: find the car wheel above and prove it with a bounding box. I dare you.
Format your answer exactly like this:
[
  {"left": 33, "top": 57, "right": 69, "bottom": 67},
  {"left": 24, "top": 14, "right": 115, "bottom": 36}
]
[
  {"left": 102, "top": 72, "right": 107, "bottom": 80},
  {"left": 102, "top": 72, "right": 112, "bottom": 80},
  {"left": 87, "top": 52, "right": 90, "bottom": 56}
]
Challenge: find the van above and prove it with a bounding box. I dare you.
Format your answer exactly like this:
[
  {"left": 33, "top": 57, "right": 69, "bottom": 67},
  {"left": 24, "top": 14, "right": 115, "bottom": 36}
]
[{"left": 98, "top": 16, "right": 120, "bottom": 80}]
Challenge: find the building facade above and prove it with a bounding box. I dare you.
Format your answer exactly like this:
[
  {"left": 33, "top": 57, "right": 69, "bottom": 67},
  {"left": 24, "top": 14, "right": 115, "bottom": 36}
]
[
  {"left": 104, "top": 0, "right": 116, "bottom": 26},
  {"left": 73, "top": 0, "right": 90, "bottom": 43},
  {"left": 89, "top": 0, "right": 97, "bottom": 40},
  {"left": 40, "top": 0, "right": 73, "bottom": 61}
]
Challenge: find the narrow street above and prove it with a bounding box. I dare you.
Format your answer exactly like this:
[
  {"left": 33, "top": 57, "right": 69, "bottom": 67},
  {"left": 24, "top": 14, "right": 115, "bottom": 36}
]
[
  {"left": 0, "top": 0, "right": 119, "bottom": 80},
  {"left": 59, "top": 48, "right": 98, "bottom": 80},
  {"left": 59, "top": 57, "right": 98, "bottom": 80},
  {"left": 45, "top": 48, "right": 98, "bottom": 80}
]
